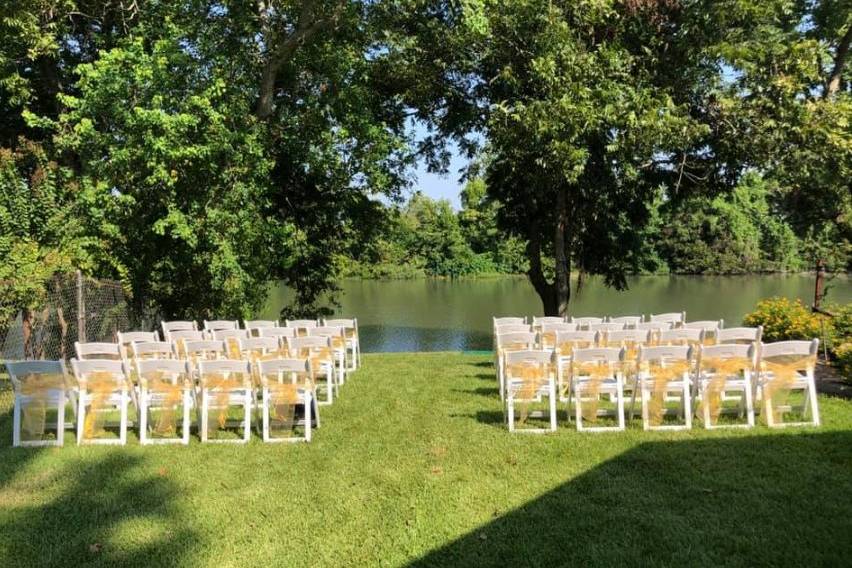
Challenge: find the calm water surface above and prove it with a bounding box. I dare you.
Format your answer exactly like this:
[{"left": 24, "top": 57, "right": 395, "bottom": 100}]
[{"left": 261, "top": 275, "right": 852, "bottom": 353}]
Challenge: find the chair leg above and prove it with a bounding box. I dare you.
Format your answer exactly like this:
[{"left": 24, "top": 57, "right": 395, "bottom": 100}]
[
  {"left": 200, "top": 390, "right": 209, "bottom": 442},
  {"left": 139, "top": 390, "right": 149, "bottom": 444},
  {"left": 12, "top": 396, "right": 21, "bottom": 447},
  {"left": 616, "top": 377, "right": 626, "bottom": 430},
  {"left": 305, "top": 392, "right": 312, "bottom": 442},
  {"left": 76, "top": 393, "right": 86, "bottom": 445},
  {"left": 119, "top": 390, "right": 128, "bottom": 445},
  {"left": 243, "top": 390, "right": 251, "bottom": 442},
  {"left": 683, "top": 378, "right": 692, "bottom": 429},
  {"left": 808, "top": 375, "right": 821, "bottom": 426},
  {"left": 262, "top": 387, "right": 270, "bottom": 442},
  {"left": 56, "top": 394, "right": 66, "bottom": 447},
  {"left": 507, "top": 396, "right": 515, "bottom": 432},
  {"left": 182, "top": 390, "right": 191, "bottom": 444},
  {"left": 549, "top": 381, "right": 557, "bottom": 431},
  {"left": 641, "top": 384, "right": 650, "bottom": 431},
  {"left": 744, "top": 377, "right": 755, "bottom": 427}
]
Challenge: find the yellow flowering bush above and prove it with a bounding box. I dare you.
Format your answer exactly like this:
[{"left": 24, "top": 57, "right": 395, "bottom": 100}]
[
  {"left": 743, "top": 297, "right": 828, "bottom": 342},
  {"left": 835, "top": 342, "right": 852, "bottom": 381}
]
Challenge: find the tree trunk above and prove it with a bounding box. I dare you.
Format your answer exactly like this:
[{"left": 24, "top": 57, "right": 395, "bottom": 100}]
[
  {"left": 526, "top": 234, "right": 558, "bottom": 315},
  {"left": 554, "top": 187, "right": 570, "bottom": 317},
  {"left": 825, "top": 24, "right": 851, "bottom": 99}
]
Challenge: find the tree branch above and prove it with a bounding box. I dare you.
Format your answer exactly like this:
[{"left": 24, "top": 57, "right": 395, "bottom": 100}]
[{"left": 825, "top": 23, "right": 851, "bottom": 99}]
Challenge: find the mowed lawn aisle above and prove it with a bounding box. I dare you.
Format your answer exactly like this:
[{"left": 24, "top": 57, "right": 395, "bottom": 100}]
[{"left": 1, "top": 353, "right": 851, "bottom": 566}]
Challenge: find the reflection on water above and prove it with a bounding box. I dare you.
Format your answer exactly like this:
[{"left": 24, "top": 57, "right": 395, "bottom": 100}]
[{"left": 260, "top": 275, "right": 852, "bottom": 353}]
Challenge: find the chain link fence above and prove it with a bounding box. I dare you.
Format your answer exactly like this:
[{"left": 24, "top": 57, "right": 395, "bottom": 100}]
[{"left": 0, "top": 271, "right": 131, "bottom": 361}]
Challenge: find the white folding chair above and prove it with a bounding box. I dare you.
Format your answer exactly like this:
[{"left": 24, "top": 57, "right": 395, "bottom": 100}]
[
  {"left": 256, "top": 358, "right": 316, "bottom": 443},
  {"left": 287, "top": 336, "right": 337, "bottom": 405},
  {"left": 695, "top": 344, "right": 755, "bottom": 429},
  {"left": 650, "top": 312, "right": 686, "bottom": 327},
  {"left": 169, "top": 330, "right": 205, "bottom": 358},
  {"left": 161, "top": 320, "right": 197, "bottom": 342},
  {"left": 567, "top": 347, "right": 626, "bottom": 432},
  {"left": 6, "top": 360, "right": 75, "bottom": 447},
  {"left": 71, "top": 358, "right": 132, "bottom": 445},
  {"left": 117, "top": 331, "right": 160, "bottom": 358},
  {"left": 286, "top": 319, "right": 318, "bottom": 336},
  {"left": 258, "top": 326, "right": 296, "bottom": 345},
  {"left": 203, "top": 319, "right": 239, "bottom": 333},
  {"left": 553, "top": 331, "right": 599, "bottom": 401},
  {"left": 538, "top": 322, "right": 578, "bottom": 350},
  {"left": 324, "top": 318, "right": 361, "bottom": 370},
  {"left": 493, "top": 316, "right": 527, "bottom": 328},
  {"left": 495, "top": 324, "right": 533, "bottom": 336},
  {"left": 718, "top": 326, "right": 762, "bottom": 345},
  {"left": 495, "top": 331, "right": 536, "bottom": 401},
  {"left": 608, "top": 315, "right": 643, "bottom": 328},
  {"left": 532, "top": 316, "right": 566, "bottom": 330},
  {"left": 600, "top": 329, "right": 651, "bottom": 410},
  {"left": 570, "top": 316, "right": 604, "bottom": 330},
  {"left": 132, "top": 341, "right": 177, "bottom": 361},
  {"left": 658, "top": 328, "right": 704, "bottom": 347},
  {"left": 635, "top": 321, "right": 673, "bottom": 331},
  {"left": 634, "top": 345, "right": 694, "bottom": 431},
  {"left": 504, "top": 350, "right": 557, "bottom": 433},
  {"left": 197, "top": 359, "right": 253, "bottom": 443},
  {"left": 589, "top": 322, "right": 626, "bottom": 333},
  {"left": 308, "top": 326, "right": 347, "bottom": 386},
  {"left": 684, "top": 320, "right": 724, "bottom": 344},
  {"left": 75, "top": 341, "right": 123, "bottom": 361},
  {"left": 244, "top": 319, "right": 279, "bottom": 337},
  {"left": 757, "top": 340, "right": 820, "bottom": 428},
  {"left": 136, "top": 359, "right": 193, "bottom": 445},
  {"left": 211, "top": 328, "right": 250, "bottom": 358}
]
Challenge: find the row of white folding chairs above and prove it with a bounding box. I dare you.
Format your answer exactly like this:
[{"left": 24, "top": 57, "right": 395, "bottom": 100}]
[
  {"left": 494, "top": 313, "right": 690, "bottom": 330},
  {"left": 503, "top": 340, "right": 820, "bottom": 433},
  {"left": 159, "top": 317, "right": 361, "bottom": 370},
  {"left": 77, "top": 335, "right": 345, "bottom": 404},
  {"left": 6, "top": 356, "right": 322, "bottom": 447},
  {"left": 495, "top": 319, "right": 727, "bottom": 337},
  {"left": 494, "top": 327, "right": 762, "bottom": 400},
  {"left": 117, "top": 326, "right": 355, "bottom": 376}
]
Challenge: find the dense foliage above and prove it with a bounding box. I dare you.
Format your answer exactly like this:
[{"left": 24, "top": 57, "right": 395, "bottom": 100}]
[{"left": 0, "top": 1, "right": 849, "bottom": 320}]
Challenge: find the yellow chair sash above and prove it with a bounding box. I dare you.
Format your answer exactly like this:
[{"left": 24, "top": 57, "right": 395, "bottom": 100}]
[
  {"left": 761, "top": 355, "right": 815, "bottom": 423},
  {"left": 259, "top": 371, "right": 313, "bottom": 438},
  {"left": 19, "top": 373, "right": 65, "bottom": 440},
  {"left": 642, "top": 360, "right": 691, "bottom": 426},
  {"left": 82, "top": 370, "right": 124, "bottom": 439},
  {"left": 506, "top": 361, "right": 550, "bottom": 425},
  {"left": 700, "top": 357, "right": 751, "bottom": 426},
  {"left": 557, "top": 340, "right": 593, "bottom": 357},
  {"left": 141, "top": 370, "right": 188, "bottom": 436},
  {"left": 225, "top": 337, "right": 242, "bottom": 359},
  {"left": 203, "top": 371, "right": 251, "bottom": 432},
  {"left": 572, "top": 361, "right": 614, "bottom": 423}
]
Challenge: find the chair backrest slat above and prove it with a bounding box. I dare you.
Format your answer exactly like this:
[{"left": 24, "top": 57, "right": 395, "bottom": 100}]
[
  {"left": 504, "top": 349, "right": 554, "bottom": 366},
  {"left": 572, "top": 347, "right": 624, "bottom": 364},
  {"left": 495, "top": 324, "right": 532, "bottom": 335},
  {"left": 203, "top": 320, "right": 238, "bottom": 332},
  {"left": 117, "top": 331, "right": 159, "bottom": 345},
  {"left": 72, "top": 358, "right": 129, "bottom": 386},
  {"left": 590, "top": 322, "right": 625, "bottom": 332},
  {"left": 658, "top": 328, "right": 704, "bottom": 345},
  {"left": 608, "top": 315, "right": 643, "bottom": 327},
  {"left": 570, "top": 316, "right": 604, "bottom": 329},
  {"left": 168, "top": 330, "right": 205, "bottom": 343},
  {"left": 496, "top": 332, "right": 536, "bottom": 348},
  {"left": 211, "top": 329, "right": 250, "bottom": 341},
  {"left": 493, "top": 316, "right": 526, "bottom": 327},
  {"left": 132, "top": 341, "right": 176, "bottom": 360},
  {"left": 258, "top": 327, "right": 296, "bottom": 340},
  {"left": 75, "top": 342, "right": 122, "bottom": 360},
  {"left": 161, "top": 321, "right": 197, "bottom": 341},
  {"left": 717, "top": 326, "right": 762, "bottom": 344},
  {"left": 635, "top": 321, "right": 673, "bottom": 331},
  {"left": 604, "top": 329, "right": 651, "bottom": 345},
  {"left": 649, "top": 312, "right": 686, "bottom": 325},
  {"left": 759, "top": 339, "right": 819, "bottom": 359},
  {"left": 638, "top": 345, "right": 692, "bottom": 362}
]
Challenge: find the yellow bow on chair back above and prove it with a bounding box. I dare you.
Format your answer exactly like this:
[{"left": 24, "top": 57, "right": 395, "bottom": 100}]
[
  {"left": 642, "top": 359, "right": 691, "bottom": 427},
  {"left": 19, "top": 372, "right": 66, "bottom": 441},
  {"left": 571, "top": 361, "right": 614, "bottom": 423},
  {"left": 258, "top": 369, "right": 312, "bottom": 438},
  {"left": 699, "top": 357, "right": 751, "bottom": 426},
  {"left": 760, "top": 354, "right": 815, "bottom": 424},
  {"left": 202, "top": 370, "right": 251, "bottom": 435},
  {"left": 82, "top": 370, "right": 124, "bottom": 439},
  {"left": 506, "top": 360, "right": 550, "bottom": 425},
  {"left": 141, "top": 369, "right": 188, "bottom": 437}
]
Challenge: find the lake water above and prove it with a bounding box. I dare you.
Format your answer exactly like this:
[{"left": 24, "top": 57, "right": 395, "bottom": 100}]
[{"left": 260, "top": 275, "right": 852, "bottom": 353}]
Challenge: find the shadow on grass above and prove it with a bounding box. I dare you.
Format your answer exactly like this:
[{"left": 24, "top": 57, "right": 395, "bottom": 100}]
[
  {"left": 409, "top": 431, "right": 852, "bottom": 566},
  {"left": 452, "top": 387, "right": 499, "bottom": 398},
  {"left": 0, "top": 403, "right": 202, "bottom": 566}
]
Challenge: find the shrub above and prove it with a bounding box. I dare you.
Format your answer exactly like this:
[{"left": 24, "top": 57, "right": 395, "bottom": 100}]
[
  {"left": 743, "top": 297, "right": 829, "bottom": 342},
  {"left": 835, "top": 342, "right": 852, "bottom": 382},
  {"left": 828, "top": 303, "right": 852, "bottom": 344}
]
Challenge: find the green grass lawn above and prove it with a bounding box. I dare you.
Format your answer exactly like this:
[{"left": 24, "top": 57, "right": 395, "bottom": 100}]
[{"left": 1, "top": 352, "right": 852, "bottom": 566}]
